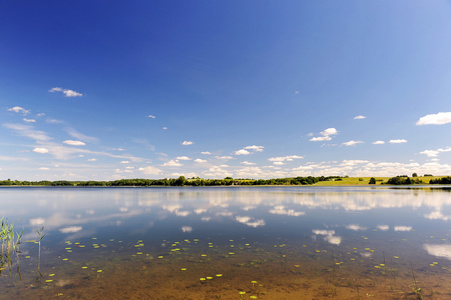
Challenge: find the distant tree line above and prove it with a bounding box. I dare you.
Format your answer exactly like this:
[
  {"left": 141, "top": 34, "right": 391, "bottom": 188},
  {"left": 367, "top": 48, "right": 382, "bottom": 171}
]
[
  {"left": 429, "top": 177, "right": 451, "bottom": 184},
  {"left": 384, "top": 176, "right": 423, "bottom": 185},
  {"left": 0, "top": 176, "right": 346, "bottom": 187}
]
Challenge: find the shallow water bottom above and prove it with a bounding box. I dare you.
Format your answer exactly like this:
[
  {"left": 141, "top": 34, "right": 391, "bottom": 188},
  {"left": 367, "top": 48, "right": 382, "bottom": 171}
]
[{"left": 3, "top": 238, "right": 451, "bottom": 299}]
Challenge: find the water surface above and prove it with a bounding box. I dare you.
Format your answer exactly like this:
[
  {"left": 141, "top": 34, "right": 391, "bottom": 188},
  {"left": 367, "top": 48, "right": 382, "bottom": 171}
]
[{"left": 1, "top": 186, "right": 451, "bottom": 299}]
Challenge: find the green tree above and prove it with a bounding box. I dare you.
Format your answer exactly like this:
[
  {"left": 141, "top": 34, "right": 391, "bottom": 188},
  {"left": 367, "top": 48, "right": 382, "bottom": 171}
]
[
  {"left": 369, "top": 177, "right": 376, "bottom": 184},
  {"left": 412, "top": 173, "right": 418, "bottom": 177}
]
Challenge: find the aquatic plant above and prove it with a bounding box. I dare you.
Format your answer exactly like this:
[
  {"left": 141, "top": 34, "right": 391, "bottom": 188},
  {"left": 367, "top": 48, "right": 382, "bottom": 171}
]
[
  {"left": 0, "top": 218, "right": 23, "bottom": 277},
  {"left": 36, "top": 226, "right": 45, "bottom": 273}
]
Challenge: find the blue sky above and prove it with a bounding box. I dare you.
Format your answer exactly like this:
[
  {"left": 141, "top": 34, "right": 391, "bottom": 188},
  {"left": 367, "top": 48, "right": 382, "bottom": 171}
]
[{"left": 1, "top": 1, "right": 451, "bottom": 181}]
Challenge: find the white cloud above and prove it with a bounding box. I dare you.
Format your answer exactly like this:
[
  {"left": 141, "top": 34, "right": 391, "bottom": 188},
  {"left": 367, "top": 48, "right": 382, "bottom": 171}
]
[
  {"left": 87, "top": 158, "right": 97, "bottom": 162},
  {"left": 201, "top": 151, "right": 211, "bottom": 155},
  {"left": 23, "top": 118, "right": 36, "bottom": 123},
  {"left": 176, "top": 156, "right": 191, "bottom": 160},
  {"left": 49, "top": 87, "right": 83, "bottom": 97},
  {"left": 268, "top": 155, "right": 303, "bottom": 163},
  {"left": 65, "top": 128, "right": 97, "bottom": 143},
  {"left": 162, "top": 160, "right": 183, "bottom": 167},
  {"left": 8, "top": 106, "right": 30, "bottom": 115},
  {"left": 244, "top": 145, "right": 264, "bottom": 152},
  {"left": 234, "top": 149, "right": 251, "bottom": 155},
  {"left": 321, "top": 128, "right": 338, "bottom": 136},
  {"left": 120, "top": 160, "right": 130, "bottom": 164},
  {"left": 354, "top": 115, "right": 366, "bottom": 120},
  {"left": 310, "top": 128, "right": 338, "bottom": 142},
  {"left": 420, "top": 150, "right": 440, "bottom": 157},
  {"left": 419, "top": 147, "right": 451, "bottom": 157},
  {"left": 216, "top": 156, "right": 233, "bottom": 160},
  {"left": 39, "top": 167, "right": 50, "bottom": 170},
  {"left": 372, "top": 141, "right": 385, "bottom": 145},
  {"left": 147, "top": 115, "right": 156, "bottom": 118},
  {"left": 342, "top": 140, "right": 364, "bottom": 146},
  {"left": 37, "top": 113, "right": 45, "bottom": 117},
  {"left": 4, "top": 123, "right": 52, "bottom": 141},
  {"left": 194, "top": 158, "right": 207, "bottom": 163},
  {"left": 33, "top": 147, "right": 49, "bottom": 154},
  {"left": 241, "top": 161, "right": 256, "bottom": 165},
  {"left": 182, "top": 141, "right": 193, "bottom": 146},
  {"left": 416, "top": 112, "right": 451, "bottom": 125},
  {"left": 139, "top": 166, "right": 162, "bottom": 175},
  {"left": 389, "top": 139, "right": 407, "bottom": 144},
  {"left": 63, "top": 140, "right": 86, "bottom": 146},
  {"left": 309, "top": 136, "right": 331, "bottom": 142}
]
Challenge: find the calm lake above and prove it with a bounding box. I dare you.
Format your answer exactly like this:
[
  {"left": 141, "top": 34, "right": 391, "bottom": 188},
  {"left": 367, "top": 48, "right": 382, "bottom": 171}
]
[{"left": 1, "top": 186, "right": 451, "bottom": 299}]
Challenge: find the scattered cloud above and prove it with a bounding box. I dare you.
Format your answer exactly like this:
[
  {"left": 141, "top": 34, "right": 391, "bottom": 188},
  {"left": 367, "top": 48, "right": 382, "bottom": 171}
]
[
  {"left": 23, "top": 118, "right": 36, "bottom": 123},
  {"left": 39, "top": 167, "right": 50, "bottom": 170},
  {"left": 194, "top": 158, "right": 207, "bottom": 163},
  {"left": 234, "top": 145, "right": 264, "bottom": 156},
  {"left": 244, "top": 145, "right": 264, "bottom": 152},
  {"left": 234, "top": 149, "right": 251, "bottom": 155},
  {"left": 182, "top": 141, "right": 193, "bottom": 146},
  {"left": 354, "top": 115, "right": 366, "bottom": 120},
  {"left": 162, "top": 127, "right": 168, "bottom": 130},
  {"left": 268, "top": 155, "right": 303, "bottom": 166},
  {"left": 120, "top": 160, "right": 130, "bottom": 164},
  {"left": 389, "top": 139, "right": 407, "bottom": 144},
  {"left": 419, "top": 147, "right": 451, "bottom": 157},
  {"left": 49, "top": 87, "right": 83, "bottom": 97},
  {"left": 241, "top": 161, "right": 256, "bottom": 165},
  {"left": 310, "top": 128, "right": 338, "bottom": 142},
  {"left": 416, "top": 112, "right": 451, "bottom": 125},
  {"left": 147, "top": 115, "right": 156, "bottom": 118},
  {"left": 8, "top": 106, "right": 30, "bottom": 115},
  {"left": 342, "top": 140, "right": 364, "bottom": 146},
  {"left": 201, "top": 151, "right": 211, "bottom": 155},
  {"left": 216, "top": 156, "right": 233, "bottom": 160},
  {"left": 162, "top": 160, "right": 183, "bottom": 167},
  {"left": 63, "top": 140, "right": 86, "bottom": 146},
  {"left": 176, "top": 156, "right": 191, "bottom": 160},
  {"left": 87, "top": 158, "right": 97, "bottom": 162},
  {"left": 3, "top": 123, "right": 52, "bottom": 141},
  {"left": 139, "top": 166, "right": 162, "bottom": 175},
  {"left": 372, "top": 141, "right": 385, "bottom": 145},
  {"left": 65, "top": 128, "right": 98, "bottom": 143},
  {"left": 33, "top": 147, "right": 49, "bottom": 154}
]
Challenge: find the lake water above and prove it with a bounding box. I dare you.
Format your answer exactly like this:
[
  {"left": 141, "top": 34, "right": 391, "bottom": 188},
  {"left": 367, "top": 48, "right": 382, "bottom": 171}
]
[{"left": 1, "top": 186, "right": 451, "bottom": 299}]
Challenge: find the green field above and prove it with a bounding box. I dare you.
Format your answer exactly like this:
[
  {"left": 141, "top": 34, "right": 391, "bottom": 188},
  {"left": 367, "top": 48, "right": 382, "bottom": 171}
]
[{"left": 313, "top": 176, "right": 443, "bottom": 186}]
